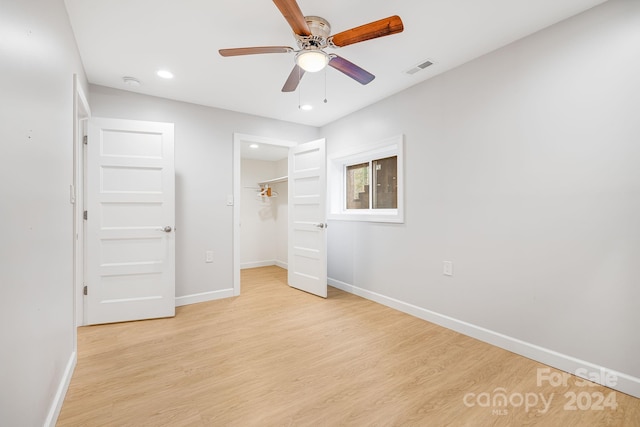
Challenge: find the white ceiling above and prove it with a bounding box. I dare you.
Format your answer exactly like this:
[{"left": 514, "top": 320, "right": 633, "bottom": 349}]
[{"left": 64, "top": 0, "right": 607, "bottom": 127}]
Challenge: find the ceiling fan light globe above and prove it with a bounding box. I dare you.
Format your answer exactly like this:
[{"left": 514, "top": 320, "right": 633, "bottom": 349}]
[{"left": 296, "top": 50, "right": 329, "bottom": 73}]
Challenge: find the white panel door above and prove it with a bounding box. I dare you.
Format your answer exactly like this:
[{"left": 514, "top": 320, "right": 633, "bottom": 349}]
[
  {"left": 288, "top": 139, "right": 327, "bottom": 298},
  {"left": 86, "top": 117, "right": 175, "bottom": 325}
]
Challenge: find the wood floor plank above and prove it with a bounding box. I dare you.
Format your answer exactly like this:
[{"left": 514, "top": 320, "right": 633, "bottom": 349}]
[{"left": 58, "top": 266, "right": 639, "bottom": 426}]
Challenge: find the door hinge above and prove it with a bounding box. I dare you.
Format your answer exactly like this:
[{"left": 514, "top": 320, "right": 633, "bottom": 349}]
[
  {"left": 83, "top": 135, "right": 88, "bottom": 145},
  {"left": 83, "top": 210, "right": 88, "bottom": 220},
  {"left": 83, "top": 285, "right": 88, "bottom": 295}
]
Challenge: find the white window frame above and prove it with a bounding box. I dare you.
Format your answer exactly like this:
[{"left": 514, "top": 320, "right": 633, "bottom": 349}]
[{"left": 328, "top": 134, "right": 404, "bottom": 223}]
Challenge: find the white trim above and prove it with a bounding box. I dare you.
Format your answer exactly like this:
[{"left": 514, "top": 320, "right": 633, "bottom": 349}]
[
  {"left": 328, "top": 277, "right": 640, "bottom": 399},
  {"left": 175, "top": 289, "right": 234, "bottom": 307},
  {"left": 233, "top": 133, "right": 297, "bottom": 297},
  {"left": 73, "top": 74, "right": 90, "bottom": 329},
  {"left": 44, "top": 351, "right": 76, "bottom": 427},
  {"left": 329, "top": 278, "right": 355, "bottom": 293},
  {"left": 241, "top": 260, "right": 290, "bottom": 270},
  {"left": 327, "top": 134, "right": 404, "bottom": 223},
  {"left": 241, "top": 260, "right": 277, "bottom": 269},
  {"left": 233, "top": 136, "right": 241, "bottom": 296},
  {"left": 329, "top": 136, "right": 402, "bottom": 160}
]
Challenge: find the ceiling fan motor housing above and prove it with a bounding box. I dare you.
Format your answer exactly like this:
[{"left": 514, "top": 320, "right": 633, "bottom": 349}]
[{"left": 295, "top": 16, "right": 331, "bottom": 50}]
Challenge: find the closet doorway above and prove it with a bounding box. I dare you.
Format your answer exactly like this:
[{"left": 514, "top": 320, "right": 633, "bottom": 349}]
[
  {"left": 232, "top": 134, "right": 296, "bottom": 295},
  {"left": 233, "top": 133, "right": 328, "bottom": 298}
]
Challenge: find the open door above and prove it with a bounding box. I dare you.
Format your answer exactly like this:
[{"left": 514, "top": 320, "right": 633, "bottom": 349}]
[
  {"left": 86, "top": 117, "right": 175, "bottom": 324},
  {"left": 288, "top": 139, "right": 327, "bottom": 298}
]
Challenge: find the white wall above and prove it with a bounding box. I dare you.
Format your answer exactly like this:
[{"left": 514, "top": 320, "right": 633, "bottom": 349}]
[
  {"left": 0, "top": 0, "right": 88, "bottom": 425},
  {"left": 89, "top": 85, "right": 319, "bottom": 300},
  {"left": 323, "top": 0, "right": 640, "bottom": 391}
]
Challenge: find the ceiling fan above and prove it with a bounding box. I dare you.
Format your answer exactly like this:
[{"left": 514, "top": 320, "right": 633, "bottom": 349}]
[{"left": 219, "top": 0, "right": 404, "bottom": 92}]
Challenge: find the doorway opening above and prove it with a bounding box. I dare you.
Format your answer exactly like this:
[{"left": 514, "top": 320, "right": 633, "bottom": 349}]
[{"left": 233, "top": 134, "right": 296, "bottom": 295}]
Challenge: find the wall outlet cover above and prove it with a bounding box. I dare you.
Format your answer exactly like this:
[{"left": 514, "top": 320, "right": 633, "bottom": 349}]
[{"left": 443, "top": 261, "right": 453, "bottom": 276}]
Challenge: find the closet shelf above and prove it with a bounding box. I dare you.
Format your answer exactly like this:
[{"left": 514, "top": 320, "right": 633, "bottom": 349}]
[{"left": 258, "top": 175, "right": 288, "bottom": 185}]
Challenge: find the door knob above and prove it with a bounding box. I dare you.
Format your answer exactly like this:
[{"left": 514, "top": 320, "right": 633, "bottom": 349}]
[
  {"left": 315, "top": 223, "right": 327, "bottom": 229},
  {"left": 163, "top": 226, "right": 172, "bottom": 232}
]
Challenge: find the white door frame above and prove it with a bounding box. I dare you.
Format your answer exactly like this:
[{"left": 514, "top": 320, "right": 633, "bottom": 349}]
[
  {"left": 232, "top": 133, "right": 296, "bottom": 296},
  {"left": 72, "top": 74, "right": 91, "bottom": 329}
]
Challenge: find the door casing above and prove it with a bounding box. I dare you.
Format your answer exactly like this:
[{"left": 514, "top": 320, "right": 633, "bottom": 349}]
[{"left": 72, "top": 75, "right": 91, "bottom": 327}]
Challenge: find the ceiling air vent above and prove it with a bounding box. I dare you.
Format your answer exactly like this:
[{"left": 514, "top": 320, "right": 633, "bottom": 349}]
[{"left": 405, "top": 59, "right": 435, "bottom": 75}]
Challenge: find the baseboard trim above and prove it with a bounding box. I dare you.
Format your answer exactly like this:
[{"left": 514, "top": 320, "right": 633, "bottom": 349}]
[
  {"left": 328, "top": 277, "right": 640, "bottom": 399},
  {"left": 175, "top": 288, "right": 234, "bottom": 307},
  {"left": 241, "top": 260, "right": 288, "bottom": 270},
  {"left": 44, "top": 351, "right": 76, "bottom": 427},
  {"left": 241, "top": 260, "right": 276, "bottom": 269}
]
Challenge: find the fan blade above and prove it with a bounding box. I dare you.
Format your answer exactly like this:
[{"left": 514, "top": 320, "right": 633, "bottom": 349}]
[
  {"left": 272, "top": 0, "right": 311, "bottom": 36},
  {"left": 282, "top": 65, "right": 305, "bottom": 92},
  {"left": 219, "top": 46, "right": 293, "bottom": 57},
  {"left": 329, "top": 56, "right": 375, "bottom": 85},
  {"left": 330, "top": 15, "right": 404, "bottom": 48}
]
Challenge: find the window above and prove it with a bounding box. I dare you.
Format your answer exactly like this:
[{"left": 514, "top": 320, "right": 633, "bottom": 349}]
[
  {"left": 328, "top": 135, "right": 404, "bottom": 223},
  {"left": 346, "top": 162, "right": 370, "bottom": 209},
  {"left": 345, "top": 157, "right": 398, "bottom": 210},
  {"left": 372, "top": 156, "right": 398, "bottom": 209}
]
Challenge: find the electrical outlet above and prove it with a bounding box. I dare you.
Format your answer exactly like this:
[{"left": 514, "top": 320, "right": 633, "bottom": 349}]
[
  {"left": 205, "top": 251, "right": 214, "bottom": 263},
  {"left": 443, "top": 261, "right": 453, "bottom": 277}
]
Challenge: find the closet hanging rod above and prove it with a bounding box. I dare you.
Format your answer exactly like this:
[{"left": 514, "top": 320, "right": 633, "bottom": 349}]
[{"left": 258, "top": 175, "right": 288, "bottom": 185}]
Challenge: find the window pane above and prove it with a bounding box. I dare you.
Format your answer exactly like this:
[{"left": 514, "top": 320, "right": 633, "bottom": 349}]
[
  {"left": 373, "top": 156, "right": 397, "bottom": 209},
  {"left": 346, "top": 162, "right": 369, "bottom": 209}
]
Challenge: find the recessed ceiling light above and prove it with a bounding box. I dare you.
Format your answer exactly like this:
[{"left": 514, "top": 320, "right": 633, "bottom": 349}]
[
  {"left": 157, "top": 70, "right": 174, "bottom": 79},
  {"left": 300, "top": 104, "right": 313, "bottom": 111},
  {"left": 249, "top": 144, "right": 259, "bottom": 149},
  {"left": 122, "top": 76, "right": 141, "bottom": 87}
]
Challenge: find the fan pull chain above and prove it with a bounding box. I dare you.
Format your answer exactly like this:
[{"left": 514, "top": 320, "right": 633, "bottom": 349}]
[
  {"left": 324, "top": 67, "right": 328, "bottom": 104},
  {"left": 298, "top": 66, "right": 302, "bottom": 110}
]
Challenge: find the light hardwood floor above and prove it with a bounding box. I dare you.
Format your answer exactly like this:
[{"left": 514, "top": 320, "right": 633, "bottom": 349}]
[{"left": 58, "top": 266, "right": 639, "bottom": 426}]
